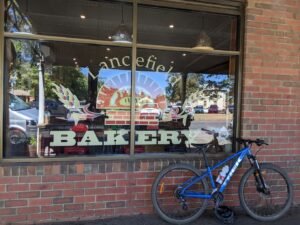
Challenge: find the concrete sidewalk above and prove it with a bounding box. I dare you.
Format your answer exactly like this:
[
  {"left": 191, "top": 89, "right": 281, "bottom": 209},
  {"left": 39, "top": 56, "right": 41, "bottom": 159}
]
[{"left": 41, "top": 207, "right": 300, "bottom": 225}]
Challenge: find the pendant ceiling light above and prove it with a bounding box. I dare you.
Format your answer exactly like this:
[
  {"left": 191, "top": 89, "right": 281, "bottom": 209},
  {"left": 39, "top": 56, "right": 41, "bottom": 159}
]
[
  {"left": 112, "top": 5, "right": 132, "bottom": 43},
  {"left": 193, "top": 15, "right": 214, "bottom": 50}
]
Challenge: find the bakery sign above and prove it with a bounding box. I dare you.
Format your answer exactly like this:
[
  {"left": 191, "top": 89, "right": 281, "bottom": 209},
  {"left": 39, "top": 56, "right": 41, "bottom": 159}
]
[{"left": 50, "top": 130, "right": 190, "bottom": 146}]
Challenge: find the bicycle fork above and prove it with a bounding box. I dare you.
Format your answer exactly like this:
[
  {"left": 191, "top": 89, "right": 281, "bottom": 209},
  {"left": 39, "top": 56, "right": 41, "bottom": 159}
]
[{"left": 248, "top": 155, "right": 270, "bottom": 195}]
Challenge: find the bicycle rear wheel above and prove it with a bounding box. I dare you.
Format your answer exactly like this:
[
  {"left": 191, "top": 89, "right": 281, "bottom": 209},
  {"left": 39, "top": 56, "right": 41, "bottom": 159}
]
[
  {"left": 151, "top": 164, "right": 209, "bottom": 224},
  {"left": 239, "top": 163, "right": 293, "bottom": 221}
]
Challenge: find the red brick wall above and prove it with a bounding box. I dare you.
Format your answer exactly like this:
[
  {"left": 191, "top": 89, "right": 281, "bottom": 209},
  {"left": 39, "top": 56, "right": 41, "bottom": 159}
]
[
  {"left": 243, "top": 0, "right": 300, "bottom": 204},
  {"left": 0, "top": 159, "right": 207, "bottom": 224}
]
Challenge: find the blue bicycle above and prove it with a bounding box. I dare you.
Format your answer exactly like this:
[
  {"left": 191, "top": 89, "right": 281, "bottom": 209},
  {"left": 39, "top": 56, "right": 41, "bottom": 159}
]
[{"left": 151, "top": 137, "right": 293, "bottom": 224}]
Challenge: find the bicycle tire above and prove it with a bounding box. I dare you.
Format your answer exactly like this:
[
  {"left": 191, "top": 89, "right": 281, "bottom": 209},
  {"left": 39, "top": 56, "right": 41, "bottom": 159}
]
[
  {"left": 239, "top": 163, "right": 293, "bottom": 221},
  {"left": 151, "top": 164, "right": 209, "bottom": 224}
]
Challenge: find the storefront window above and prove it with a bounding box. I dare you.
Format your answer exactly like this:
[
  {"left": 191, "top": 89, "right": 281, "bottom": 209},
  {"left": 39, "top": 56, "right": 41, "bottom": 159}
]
[
  {"left": 134, "top": 49, "right": 236, "bottom": 154},
  {"left": 4, "top": 38, "right": 132, "bottom": 158},
  {"left": 137, "top": 5, "right": 238, "bottom": 50},
  {"left": 2, "top": 0, "right": 241, "bottom": 159},
  {"left": 5, "top": 0, "right": 133, "bottom": 41}
]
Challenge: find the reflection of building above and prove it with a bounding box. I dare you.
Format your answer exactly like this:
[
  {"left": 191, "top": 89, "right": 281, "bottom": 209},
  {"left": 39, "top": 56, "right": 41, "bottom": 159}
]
[{"left": 11, "top": 89, "right": 31, "bottom": 102}]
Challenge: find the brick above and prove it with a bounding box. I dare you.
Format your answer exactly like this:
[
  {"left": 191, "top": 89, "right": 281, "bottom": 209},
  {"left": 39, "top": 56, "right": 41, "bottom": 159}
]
[
  {"left": 31, "top": 183, "right": 53, "bottom": 190},
  {"left": 42, "top": 175, "right": 64, "bottom": 183},
  {"left": 97, "top": 180, "right": 116, "bottom": 187},
  {"left": 63, "top": 189, "right": 84, "bottom": 196},
  {"left": 106, "top": 173, "right": 126, "bottom": 180},
  {"left": 5, "top": 200, "right": 28, "bottom": 207},
  {"left": 64, "top": 203, "right": 84, "bottom": 211},
  {"left": 18, "top": 191, "right": 41, "bottom": 198},
  {"left": 41, "top": 205, "right": 63, "bottom": 212},
  {"left": 96, "top": 195, "right": 116, "bottom": 202},
  {"left": 0, "top": 192, "right": 17, "bottom": 200},
  {"left": 106, "top": 201, "right": 126, "bottom": 208},
  {"left": 85, "top": 188, "right": 106, "bottom": 195},
  {"left": 74, "top": 195, "right": 95, "bottom": 203},
  {"left": 115, "top": 194, "right": 130, "bottom": 201},
  {"left": 52, "top": 182, "right": 75, "bottom": 190},
  {"left": 41, "top": 190, "right": 63, "bottom": 197},
  {"left": 105, "top": 187, "right": 126, "bottom": 194},
  {"left": 51, "top": 211, "right": 82, "bottom": 220},
  {"left": 19, "top": 176, "right": 41, "bottom": 183},
  {"left": 17, "top": 206, "right": 40, "bottom": 215},
  {"left": 2, "top": 215, "right": 27, "bottom": 224},
  {"left": 28, "top": 198, "right": 52, "bottom": 206},
  {"left": 136, "top": 178, "right": 153, "bottom": 186},
  {"left": 53, "top": 197, "right": 74, "bottom": 204},
  {"left": 75, "top": 181, "right": 96, "bottom": 188},
  {"left": 86, "top": 174, "right": 106, "bottom": 181},
  {"left": 0, "top": 177, "right": 18, "bottom": 184},
  {"left": 65, "top": 175, "right": 85, "bottom": 182},
  {"left": 0, "top": 208, "right": 16, "bottom": 215},
  {"left": 86, "top": 202, "right": 105, "bottom": 210},
  {"left": 116, "top": 180, "right": 129, "bottom": 187}
]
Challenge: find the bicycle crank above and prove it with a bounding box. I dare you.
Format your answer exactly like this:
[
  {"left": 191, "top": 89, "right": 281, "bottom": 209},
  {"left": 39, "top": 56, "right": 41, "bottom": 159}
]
[{"left": 212, "top": 191, "right": 224, "bottom": 208}]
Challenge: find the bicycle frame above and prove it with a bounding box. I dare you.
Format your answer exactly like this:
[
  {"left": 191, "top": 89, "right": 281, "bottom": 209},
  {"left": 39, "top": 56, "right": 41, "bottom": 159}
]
[{"left": 179, "top": 146, "right": 252, "bottom": 199}]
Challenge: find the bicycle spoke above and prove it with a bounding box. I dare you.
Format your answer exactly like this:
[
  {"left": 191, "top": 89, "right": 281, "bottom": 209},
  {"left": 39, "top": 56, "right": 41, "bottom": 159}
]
[
  {"left": 240, "top": 164, "right": 292, "bottom": 221},
  {"left": 152, "top": 164, "right": 208, "bottom": 224}
]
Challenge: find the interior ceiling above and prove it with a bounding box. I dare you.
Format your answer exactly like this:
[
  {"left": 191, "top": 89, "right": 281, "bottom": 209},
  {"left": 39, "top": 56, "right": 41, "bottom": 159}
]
[{"left": 15, "top": 0, "right": 235, "bottom": 74}]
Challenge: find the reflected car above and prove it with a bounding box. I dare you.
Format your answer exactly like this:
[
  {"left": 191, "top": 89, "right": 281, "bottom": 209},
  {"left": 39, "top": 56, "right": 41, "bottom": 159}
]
[
  {"left": 140, "top": 103, "right": 162, "bottom": 120},
  {"left": 208, "top": 104, "right": 219, "bottom": 113},
  {"left": 31, "top": 99, "right": 67, "bottom": 117},
  {"left": 164, "top": 105, "right": 172, "bottom": 114},
  {"left": 194, "top": 105, "right": 204, "bottom": 114},
  {"left": 9, "top": 93, "right": 38, "bottom": 144},
  {"left": 228, "top": 105, "right": 234, "bottom": 114}
]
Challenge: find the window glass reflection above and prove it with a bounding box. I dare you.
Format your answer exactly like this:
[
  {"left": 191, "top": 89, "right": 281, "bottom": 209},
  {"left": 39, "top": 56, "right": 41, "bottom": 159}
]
[
  {"left": 4, "top": 39, "right": 132, "bottom": 158},
  {"left": 134, "top": 49, "right": 236, "bottom": 154},
  {"left": 138, "top": 5, "right": 238, "bottom": 50},
  {"left": 5, "top": 0, "right": 133, "bottom": 42}
]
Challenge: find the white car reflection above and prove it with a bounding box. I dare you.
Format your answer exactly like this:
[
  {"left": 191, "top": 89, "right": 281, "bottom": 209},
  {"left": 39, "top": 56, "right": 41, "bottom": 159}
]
[
  {"left": 140, "top": 103, "right": 162, "bottom": 120},
  {"left": 9, "top": 93, "right": 38, "bottom": 144}
]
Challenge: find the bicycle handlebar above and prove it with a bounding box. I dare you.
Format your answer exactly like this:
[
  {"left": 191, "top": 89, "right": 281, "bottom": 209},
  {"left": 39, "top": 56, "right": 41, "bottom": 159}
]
[
  {"left": 236, "top": 138, "right": 269, "bottom": 147},
  {"left": 201, "top": 128, "right": 218, "bottom": 137},
  {"left": 200, "top": 128, "right": 268, "bottom": 147}
]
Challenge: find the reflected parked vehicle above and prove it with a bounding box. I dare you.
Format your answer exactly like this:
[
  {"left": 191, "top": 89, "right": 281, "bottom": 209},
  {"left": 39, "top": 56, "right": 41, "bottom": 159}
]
[
  {"left": 31, "top": 99, "right": 67, "bottom": 117},
  {"left": 9, "top": 93, "right": 38, "bottom": 144},
  {"left": 208, "top": 104, "right": 219, "bottom": 113},
  {"left": 194, "top": 105, "right": 204, "bottom": 114},
  {"left": 228, "top": 105, "right": 234, "bottom": 114},
  {"left": 140, "top": 103, "right": 162, "bottom": 120}
]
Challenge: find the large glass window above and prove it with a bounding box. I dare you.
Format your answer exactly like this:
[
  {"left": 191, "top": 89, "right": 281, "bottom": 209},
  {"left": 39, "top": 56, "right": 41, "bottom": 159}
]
[
  {"left": 137, "top": 5, "right": 238, "bottom": 50},
  {"left": 5, "top": 0, "right": 133, "bottom": 41},
  {"left": 2, "top": 0, "right": 241, "bottom": 159},
  {"left": 4, "top": 38, "right": 132, "bottom": 158},
  {"left": 134, "top": 49, "right": 236, "bottom": 154}
]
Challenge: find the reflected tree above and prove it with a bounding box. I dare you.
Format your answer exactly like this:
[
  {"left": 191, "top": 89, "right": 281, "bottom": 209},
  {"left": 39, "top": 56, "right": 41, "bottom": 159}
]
[{"left": 165, "top": 72, "right": 234, "bottom": 105}]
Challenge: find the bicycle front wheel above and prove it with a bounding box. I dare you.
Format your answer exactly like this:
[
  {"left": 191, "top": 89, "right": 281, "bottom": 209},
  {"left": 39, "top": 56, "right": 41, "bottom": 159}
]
[
  {"left": 151, "top": 164, "right": 209, "bottom": 224},
  {"left": 239, "top": 163, "right": 293, "bottom": 221}
]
